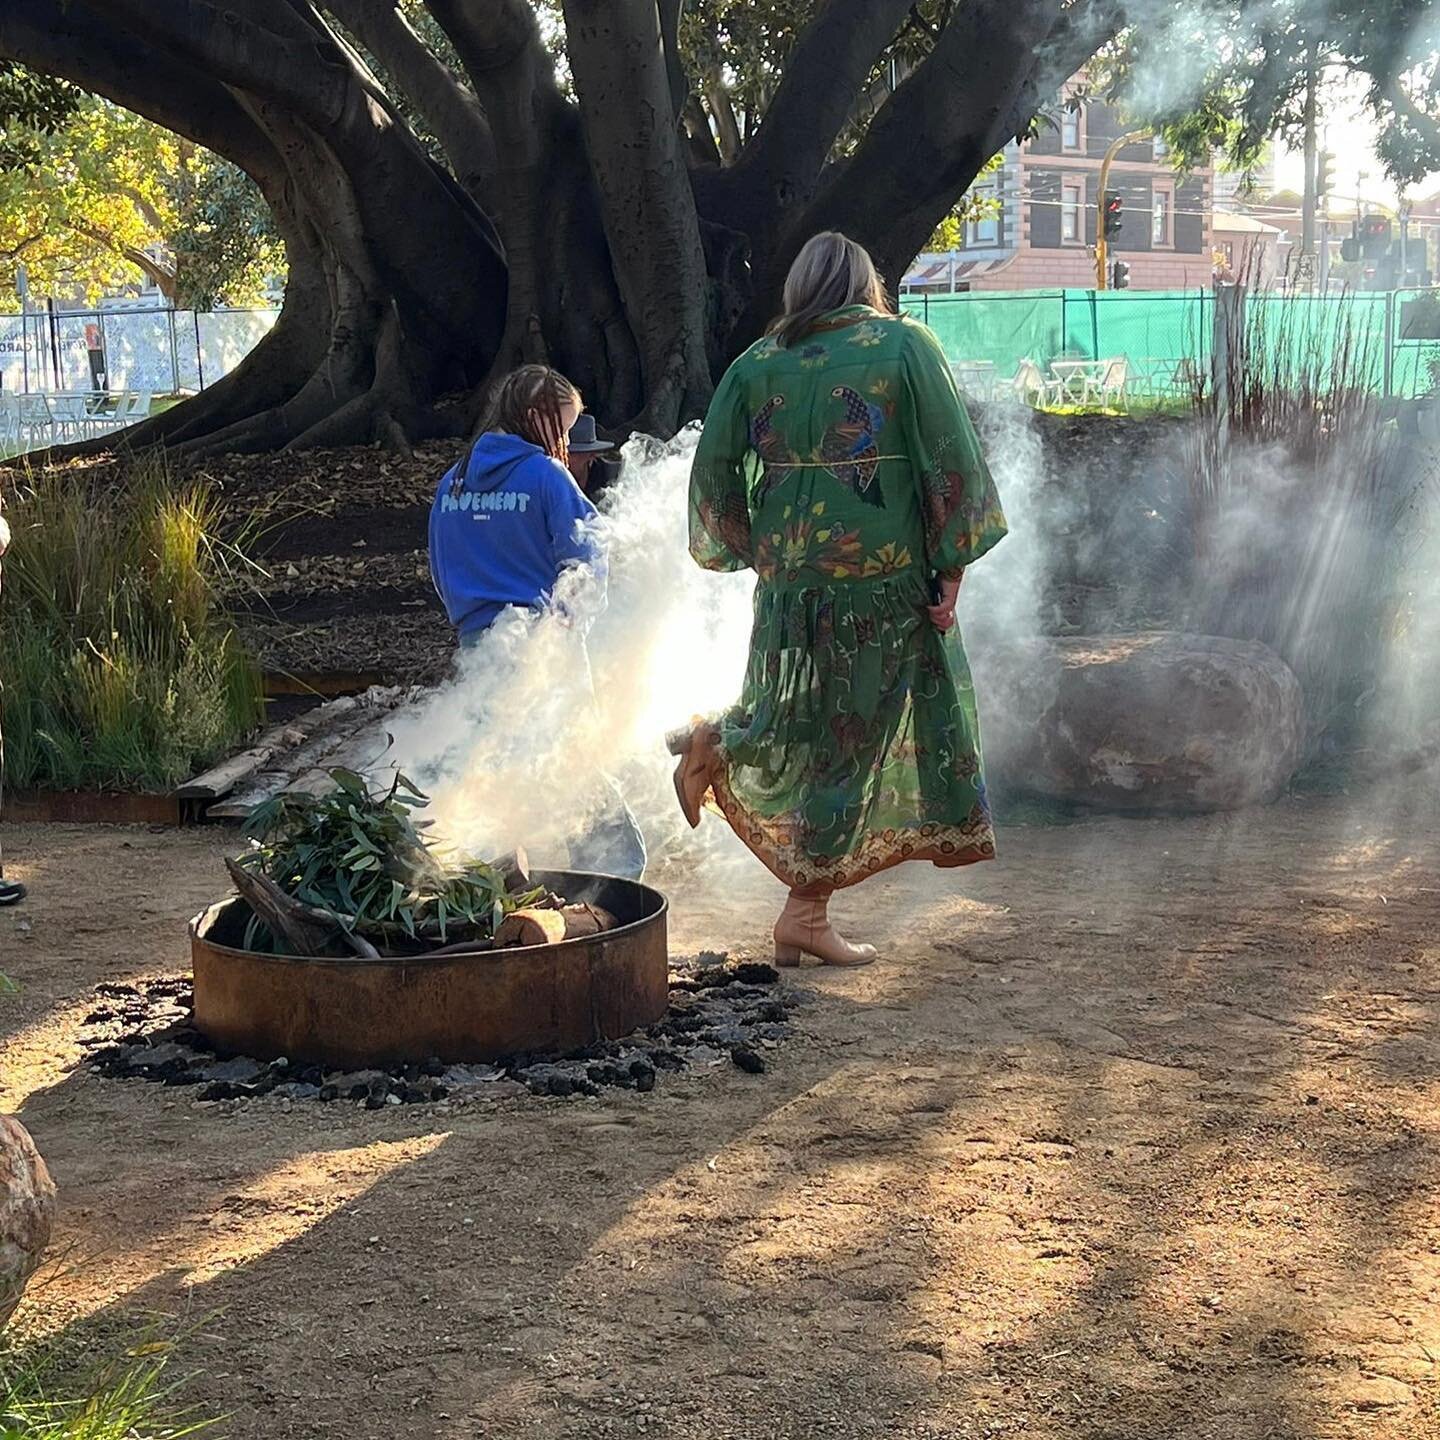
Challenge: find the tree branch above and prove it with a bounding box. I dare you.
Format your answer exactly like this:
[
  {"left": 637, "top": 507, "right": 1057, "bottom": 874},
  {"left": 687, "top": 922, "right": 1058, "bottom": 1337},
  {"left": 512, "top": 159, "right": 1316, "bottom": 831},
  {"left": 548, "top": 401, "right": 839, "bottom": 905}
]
[
  {"left": 322, "top": 0, "right": 495, "bottom": 196},
  {"left": 106, "top": 184, "right": 168, "bottom": 233},
  {"left": 1384, "top": 77, "right": 1440, "bottom": 154},
  {"left": 562, "top": 0, "right": 712, "bottom": 428},
  {"left": 71, "top": 219, "right": 178, "bottom": 297},
  {"left": 0, "top": 0, "right": 287, "bottom": 185},
  {"left": 658, "top": 0, "right": 689, "bottom": 123},
  {"left": 704, "top": 69, "right": 743, "bottom": 163},
  {"left": 730, "top": 0, "right": 913, "bottom": 215},
  {"left": 1, "top": 233, "right": 45, "bottom": 264},
  {"left": 683, "top": 93, "right": 722, "bottom": 167},
  {"left": 745, "top": 0, "right": 1069, "bottom": 329},
  {"left": 98, "top": 0, "right": 352, "bottom": 127},
  {"left": 1028, "top": 0, "right": 1125, "bottom": 118}
]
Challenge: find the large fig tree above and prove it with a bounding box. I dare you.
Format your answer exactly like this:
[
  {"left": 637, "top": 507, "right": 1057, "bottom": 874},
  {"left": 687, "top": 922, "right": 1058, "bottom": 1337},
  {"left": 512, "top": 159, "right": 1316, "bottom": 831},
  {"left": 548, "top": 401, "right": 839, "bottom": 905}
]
[{"left": 0, "top": 0, "right": 1434, "bottom": 452}]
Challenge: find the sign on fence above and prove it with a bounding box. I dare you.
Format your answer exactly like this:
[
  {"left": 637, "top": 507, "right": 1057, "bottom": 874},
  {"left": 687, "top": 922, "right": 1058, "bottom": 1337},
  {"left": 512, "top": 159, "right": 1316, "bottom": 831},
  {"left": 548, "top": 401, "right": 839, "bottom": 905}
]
[{"left": 0, "top": 306, "right": 279, "bottom": 396}]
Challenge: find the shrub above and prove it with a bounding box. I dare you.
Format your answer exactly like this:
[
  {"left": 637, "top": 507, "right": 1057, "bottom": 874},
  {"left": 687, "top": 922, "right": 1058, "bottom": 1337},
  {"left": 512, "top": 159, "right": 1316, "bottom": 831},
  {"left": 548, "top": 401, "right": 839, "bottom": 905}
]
[
  {"left": 0, "top": 455, "right": 263, "bottom": 792},
  {"left": 1185, "top": 289, "right": 1423, "bottom": 756}
]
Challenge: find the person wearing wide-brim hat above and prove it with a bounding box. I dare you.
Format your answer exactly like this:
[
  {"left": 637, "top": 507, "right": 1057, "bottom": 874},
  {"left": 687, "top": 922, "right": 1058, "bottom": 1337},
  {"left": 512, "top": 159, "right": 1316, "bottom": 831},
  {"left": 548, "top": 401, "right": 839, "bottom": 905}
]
[{"left": 564, "top": 413, "right": 616, "bottom": 492}]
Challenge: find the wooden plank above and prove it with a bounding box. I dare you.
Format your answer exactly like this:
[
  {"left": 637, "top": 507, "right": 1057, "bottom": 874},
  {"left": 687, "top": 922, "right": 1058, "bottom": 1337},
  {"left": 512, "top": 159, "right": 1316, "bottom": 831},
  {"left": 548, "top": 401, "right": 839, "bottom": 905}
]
[
  {"left": 201, "top": 687, "right": 416, "bottom": 820},
  {"left": 263, "top": 670, "right": 387, "bottom": 697},
  {"left": 175, "top": 693, "right": 364, "bottom": 800},
  {"left": 176, "top": 742, "right": 280, "bottom": 800},
  {"left": 205, "top": 710, "right": 398, "bottom": 820}
]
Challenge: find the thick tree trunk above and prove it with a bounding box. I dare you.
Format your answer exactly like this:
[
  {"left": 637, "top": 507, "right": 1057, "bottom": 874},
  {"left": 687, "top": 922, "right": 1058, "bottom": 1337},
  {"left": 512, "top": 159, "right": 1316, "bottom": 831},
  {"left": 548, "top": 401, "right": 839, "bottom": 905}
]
[
  {"left": 0, "top": 0, "right": 1105, "bottom": 451},
  {"left": 3, "top": 0, "right": 507, "bottom": 453},
  {"left": 562, "top": 0, "right": 714, "bottom": 432}
]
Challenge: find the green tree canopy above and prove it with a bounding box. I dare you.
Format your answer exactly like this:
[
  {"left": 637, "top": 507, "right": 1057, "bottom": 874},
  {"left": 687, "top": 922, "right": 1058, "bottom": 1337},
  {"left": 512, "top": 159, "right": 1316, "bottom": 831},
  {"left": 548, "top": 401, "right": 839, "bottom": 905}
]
[{"left": 0, "top": 82, "right": 283, "bottom": 307}]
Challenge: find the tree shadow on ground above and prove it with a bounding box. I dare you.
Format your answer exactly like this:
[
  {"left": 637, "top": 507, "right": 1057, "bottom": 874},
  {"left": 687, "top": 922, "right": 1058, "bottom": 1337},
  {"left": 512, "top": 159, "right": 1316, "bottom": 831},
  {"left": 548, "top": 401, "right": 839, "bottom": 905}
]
[{"left": 8, "top": 799, "right": 1440, "bottom": 1438}]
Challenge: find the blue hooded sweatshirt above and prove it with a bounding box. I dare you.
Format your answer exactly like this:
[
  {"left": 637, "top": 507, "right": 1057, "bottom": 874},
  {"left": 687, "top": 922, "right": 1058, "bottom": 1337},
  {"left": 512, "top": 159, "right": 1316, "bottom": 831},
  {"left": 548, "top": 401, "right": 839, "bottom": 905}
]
[{"left": 428, "top": 432, "right": 603, "bottom": 640}]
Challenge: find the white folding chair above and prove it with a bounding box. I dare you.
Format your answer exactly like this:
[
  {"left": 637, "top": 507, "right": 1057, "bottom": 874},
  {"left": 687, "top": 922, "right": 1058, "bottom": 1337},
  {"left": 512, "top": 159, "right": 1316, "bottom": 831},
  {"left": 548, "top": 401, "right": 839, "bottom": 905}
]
[
  {"left": 1012, "top": 358, "right": 1059, "bottom": 407},
  {"left": 121, "top": 391, "right": 152, "bottom": 423},
  {"left": 951, "top": 361, "right": 997, "bottom": 401},
  {"left": 1092, "top": 358, "right": 1129, "bottom": 408},
  {"left": 17, "top": 394, "right": 53, "bottom": 448},
  {"left": 0, "top": 396, "right": 20, "bottom": 454},
  {"left": 46, "top": 394, "right": 94, "bottom": 442}
]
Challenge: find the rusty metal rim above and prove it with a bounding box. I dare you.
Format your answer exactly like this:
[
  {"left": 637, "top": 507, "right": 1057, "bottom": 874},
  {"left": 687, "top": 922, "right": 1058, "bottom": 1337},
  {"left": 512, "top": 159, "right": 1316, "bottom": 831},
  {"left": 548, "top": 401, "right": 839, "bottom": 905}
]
[{"left": 189, "top": 882, "right": 669, "bottom": 967}]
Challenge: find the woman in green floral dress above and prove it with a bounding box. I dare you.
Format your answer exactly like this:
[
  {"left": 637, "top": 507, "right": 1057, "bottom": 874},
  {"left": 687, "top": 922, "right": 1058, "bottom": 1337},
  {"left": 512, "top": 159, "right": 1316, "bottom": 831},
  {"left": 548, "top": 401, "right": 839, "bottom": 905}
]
[{"left": 674, "top": 232, "right": 1007, "bottom": 967}]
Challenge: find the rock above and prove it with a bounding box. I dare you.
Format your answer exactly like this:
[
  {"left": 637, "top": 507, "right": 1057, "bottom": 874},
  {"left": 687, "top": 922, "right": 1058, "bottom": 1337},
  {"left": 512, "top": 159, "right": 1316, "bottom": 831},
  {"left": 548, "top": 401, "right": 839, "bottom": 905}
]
[
  {"left": 978, "top": 632, "right": 1304, "bottom": 813},
  {"left": 1340, "top": 1374, "right": 1412, "bottom": 1412},
  {"left": 731, "top": 1046, "right": 766, "bottom": 1074},
  {"left": 203, "top": 1056, "right": 270, "bottom": 1086},
  {"left": 323, "top": 1069, "right": 388, "bottom": 1100},
  {"left": 1, "top": 1115, "right": 56, "bottom": 1329},
  {"left": 439, "top": 1064, "right": 505, "bottom": 1092}
]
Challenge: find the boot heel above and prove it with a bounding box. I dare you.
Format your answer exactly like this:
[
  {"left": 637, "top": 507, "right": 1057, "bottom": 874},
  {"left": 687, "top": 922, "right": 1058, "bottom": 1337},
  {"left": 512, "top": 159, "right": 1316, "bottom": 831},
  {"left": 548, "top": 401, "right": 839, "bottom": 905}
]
[{"left": 774, "top": 943, "right": 802, "bottom": 966}]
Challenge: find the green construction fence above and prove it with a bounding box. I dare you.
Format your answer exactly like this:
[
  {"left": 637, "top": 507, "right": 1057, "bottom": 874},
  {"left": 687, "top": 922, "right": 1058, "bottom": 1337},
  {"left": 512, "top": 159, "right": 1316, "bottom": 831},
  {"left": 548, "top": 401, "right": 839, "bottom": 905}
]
[{"left": 900, "top": 288, "right": 1440, "bottom": 399}]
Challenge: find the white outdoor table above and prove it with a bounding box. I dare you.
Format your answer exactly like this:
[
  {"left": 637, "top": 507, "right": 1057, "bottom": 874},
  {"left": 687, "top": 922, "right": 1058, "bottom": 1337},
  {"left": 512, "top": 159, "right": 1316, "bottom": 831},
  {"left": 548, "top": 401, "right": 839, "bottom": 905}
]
[{"left": 1049, "top": 359, "right": 1110, "bottom": 405}]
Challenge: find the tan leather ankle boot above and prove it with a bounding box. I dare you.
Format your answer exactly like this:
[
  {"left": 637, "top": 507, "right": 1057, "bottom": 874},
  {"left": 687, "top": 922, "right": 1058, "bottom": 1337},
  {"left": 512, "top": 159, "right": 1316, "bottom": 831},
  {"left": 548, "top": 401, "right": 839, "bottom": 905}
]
[
  {"left": 671, "top": 722, "right": 716, "bottom": 828},
  {"left": 773, "top": 892, "right": 877, "bottom": 968}
]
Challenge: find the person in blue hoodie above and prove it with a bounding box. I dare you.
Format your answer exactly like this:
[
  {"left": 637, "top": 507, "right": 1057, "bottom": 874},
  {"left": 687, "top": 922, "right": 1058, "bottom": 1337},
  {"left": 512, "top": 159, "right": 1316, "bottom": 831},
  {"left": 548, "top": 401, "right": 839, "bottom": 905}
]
[{"left": 428, "top": 365, "right": 646, "bottom": 879}]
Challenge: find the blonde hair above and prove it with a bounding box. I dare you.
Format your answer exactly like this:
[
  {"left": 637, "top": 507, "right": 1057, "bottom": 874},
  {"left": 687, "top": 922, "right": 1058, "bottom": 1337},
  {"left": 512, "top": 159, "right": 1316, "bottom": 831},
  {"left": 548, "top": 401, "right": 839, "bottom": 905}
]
[{"left": 769, "top": 232, "right": 890, "bottom": 348}]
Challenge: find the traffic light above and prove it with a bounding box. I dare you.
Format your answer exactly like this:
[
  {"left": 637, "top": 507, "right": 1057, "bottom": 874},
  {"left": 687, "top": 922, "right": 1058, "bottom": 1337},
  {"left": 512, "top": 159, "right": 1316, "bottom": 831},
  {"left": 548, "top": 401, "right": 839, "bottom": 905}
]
[
  {"left": 1103, "top": 190, "right": 1124, "bottom": 240},
  {"left": 1111, "top": 259, "right": 1131, "bottom": 290},
  {"left": 1316, "top": 149, "right": 1334, "bottom": 198},
  {"left": 1359, "top": 214, "right": 1392, "bottom": 259},
  {"left": 1340, "top": 235, "right": 1360, "bottom": 263}
]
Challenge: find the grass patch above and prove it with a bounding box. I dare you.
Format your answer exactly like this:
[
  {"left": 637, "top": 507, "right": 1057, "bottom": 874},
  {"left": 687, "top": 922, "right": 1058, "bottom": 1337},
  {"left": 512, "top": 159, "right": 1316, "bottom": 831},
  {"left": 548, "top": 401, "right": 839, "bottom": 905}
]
[
  {"left": 0, "top": 453, "right": 263, "bottom": 792},
  {"left": 0, "top": 1331, "right": 216, "bottom": 1439}
]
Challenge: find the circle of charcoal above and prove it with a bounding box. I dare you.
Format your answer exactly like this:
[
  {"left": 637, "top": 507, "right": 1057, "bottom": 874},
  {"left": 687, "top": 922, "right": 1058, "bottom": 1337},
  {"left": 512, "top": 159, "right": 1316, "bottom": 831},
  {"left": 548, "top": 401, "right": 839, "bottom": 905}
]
[{"left": 77, "top": 955, "right": 802, "bottom": 1105}]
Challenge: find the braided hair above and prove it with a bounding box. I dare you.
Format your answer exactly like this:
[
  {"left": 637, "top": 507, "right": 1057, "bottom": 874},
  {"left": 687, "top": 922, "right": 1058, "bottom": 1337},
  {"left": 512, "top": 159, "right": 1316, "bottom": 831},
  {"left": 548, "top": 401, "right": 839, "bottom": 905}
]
[{"left": 452, "top": 365, "right": 581, "bottom": 495}]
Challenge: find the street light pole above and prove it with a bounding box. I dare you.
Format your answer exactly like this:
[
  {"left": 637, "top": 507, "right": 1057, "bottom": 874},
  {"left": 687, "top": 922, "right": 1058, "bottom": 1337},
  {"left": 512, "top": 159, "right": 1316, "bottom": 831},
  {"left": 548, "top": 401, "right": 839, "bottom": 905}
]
[{"left": 1095, "top": 129, "right": 1150, "bottom": 290}]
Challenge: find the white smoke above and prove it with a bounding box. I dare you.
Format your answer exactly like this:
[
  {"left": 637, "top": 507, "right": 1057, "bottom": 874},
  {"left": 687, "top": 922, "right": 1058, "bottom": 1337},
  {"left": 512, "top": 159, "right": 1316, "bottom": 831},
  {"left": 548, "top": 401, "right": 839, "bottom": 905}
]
[
  {"left": 383, "top": 408, "right": 1061, "bottom": 872},
  {"left": 386, "top": 428, "right": 756, "bottom": 871}
]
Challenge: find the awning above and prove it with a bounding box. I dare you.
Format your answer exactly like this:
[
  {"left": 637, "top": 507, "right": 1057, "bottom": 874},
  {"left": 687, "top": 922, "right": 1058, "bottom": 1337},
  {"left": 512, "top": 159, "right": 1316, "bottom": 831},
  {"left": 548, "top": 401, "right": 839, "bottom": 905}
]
[{"left": 901, "top": 254, "right": 1016, "bottom": 288}]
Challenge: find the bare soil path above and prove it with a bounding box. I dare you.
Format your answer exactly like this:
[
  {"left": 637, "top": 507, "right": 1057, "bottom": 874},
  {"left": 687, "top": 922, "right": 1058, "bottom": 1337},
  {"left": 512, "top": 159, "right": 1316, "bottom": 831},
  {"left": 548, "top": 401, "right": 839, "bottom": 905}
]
[{"left": 3, "top": 797, "right": 1440, "bottom": 1439}]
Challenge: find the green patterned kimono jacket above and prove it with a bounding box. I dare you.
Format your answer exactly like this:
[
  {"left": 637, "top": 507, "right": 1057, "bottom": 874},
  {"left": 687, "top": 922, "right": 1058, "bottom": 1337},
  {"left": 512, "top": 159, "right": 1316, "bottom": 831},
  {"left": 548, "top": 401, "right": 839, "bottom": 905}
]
[{"left": 688, "top": 305, "right": 1008, "bottom": 889}]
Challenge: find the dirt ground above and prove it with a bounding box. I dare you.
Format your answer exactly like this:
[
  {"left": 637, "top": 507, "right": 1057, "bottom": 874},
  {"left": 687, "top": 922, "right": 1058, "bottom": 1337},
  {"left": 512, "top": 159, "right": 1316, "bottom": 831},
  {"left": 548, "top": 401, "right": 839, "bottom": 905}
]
[{"left": 4, "top": 796, "right": 1440, "bottom": 1439}]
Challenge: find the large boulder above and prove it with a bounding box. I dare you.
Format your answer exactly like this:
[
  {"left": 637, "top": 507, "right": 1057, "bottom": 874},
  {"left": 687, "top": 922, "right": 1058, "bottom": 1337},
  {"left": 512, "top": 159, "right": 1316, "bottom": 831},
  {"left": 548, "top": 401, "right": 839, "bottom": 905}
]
[
  {"left": 0, "top": 1115, "right": 55, "bottom": 1329},
  {"left": 976, "top": 632, "right": 1305, "bottom": 813}
]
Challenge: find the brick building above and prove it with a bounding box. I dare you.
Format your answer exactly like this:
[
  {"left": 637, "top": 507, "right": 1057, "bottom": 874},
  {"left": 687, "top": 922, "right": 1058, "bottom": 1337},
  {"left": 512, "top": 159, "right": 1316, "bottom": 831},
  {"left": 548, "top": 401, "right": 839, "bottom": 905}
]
[{"left": 903, "top": 80, "right": 1215, "bottom": 292}]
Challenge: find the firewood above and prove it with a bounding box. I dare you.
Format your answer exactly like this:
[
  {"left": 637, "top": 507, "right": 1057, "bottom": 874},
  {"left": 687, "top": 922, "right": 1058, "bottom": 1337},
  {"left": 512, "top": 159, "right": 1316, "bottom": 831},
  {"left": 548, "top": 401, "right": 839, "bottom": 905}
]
[
  {"left": 486, "top": 846, "right": 532, "bottom": 894},
  {"left": 558, "top": 902, "right": 617, "bottom": 938},
  {"left": 225, "top": 857, "right": 380, "bottom": 959},
  {"left": 495, "top": 902, "right": 618, "bottom": 948},
  {"left": 495, "top": 908, "right": 568, "bottom": 948}
]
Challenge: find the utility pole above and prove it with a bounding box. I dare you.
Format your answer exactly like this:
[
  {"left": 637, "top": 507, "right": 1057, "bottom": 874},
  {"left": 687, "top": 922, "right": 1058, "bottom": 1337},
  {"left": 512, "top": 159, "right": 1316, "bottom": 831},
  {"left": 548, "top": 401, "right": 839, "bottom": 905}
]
[
  {"left": 1299, "top": 43, "right": 1319, "bottom": 289},
  {"left": 1094, "top": 128, "right": 1150, "bottom": 289}
]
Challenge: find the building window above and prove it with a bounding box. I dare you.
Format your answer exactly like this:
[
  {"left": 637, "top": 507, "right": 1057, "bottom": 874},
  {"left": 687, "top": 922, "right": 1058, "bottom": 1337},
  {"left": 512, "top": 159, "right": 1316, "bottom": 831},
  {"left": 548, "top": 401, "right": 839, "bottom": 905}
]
[
  {"left": 1061, "top": 180, "right": 1084, "bottom": 243},
  {"left": 1152, "top": 183, "right": 1173, "bottom": 246},
  {"left": 1061, "top": 105, "right": 1082, "bottom": 152},
  {"left": 967, "top": 178, "right": 1000, "bottom": 246}
]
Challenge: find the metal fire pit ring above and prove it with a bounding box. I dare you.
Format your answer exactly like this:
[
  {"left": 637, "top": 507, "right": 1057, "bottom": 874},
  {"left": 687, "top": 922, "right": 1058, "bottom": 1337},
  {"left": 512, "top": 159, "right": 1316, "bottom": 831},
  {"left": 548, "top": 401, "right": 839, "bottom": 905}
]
[{"left": 190, "top": 870, "right": 668, "bottom": 1069}]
